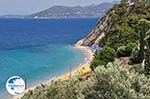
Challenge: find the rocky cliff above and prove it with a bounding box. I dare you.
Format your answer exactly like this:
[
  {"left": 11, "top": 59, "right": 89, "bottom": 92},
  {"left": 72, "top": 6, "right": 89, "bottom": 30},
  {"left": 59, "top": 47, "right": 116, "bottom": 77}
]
[{"left": 76, "top": 11, "right": 113, "bottom": 46}]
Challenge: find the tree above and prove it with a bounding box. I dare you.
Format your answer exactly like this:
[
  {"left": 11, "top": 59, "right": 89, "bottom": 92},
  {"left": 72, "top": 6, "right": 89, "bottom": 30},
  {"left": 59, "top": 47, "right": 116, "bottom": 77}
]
[
  {"left": 90, "top": 47, "right": 116, "bottom": 70},
  {"left": 138, "top": 19, "right": 150, "bottom": 63},
  {"left": 144, "top": 29, "right": 150, "bottom": 74},
  {"left": 137, "top": 19, "right": 150, "bottom": 74}
]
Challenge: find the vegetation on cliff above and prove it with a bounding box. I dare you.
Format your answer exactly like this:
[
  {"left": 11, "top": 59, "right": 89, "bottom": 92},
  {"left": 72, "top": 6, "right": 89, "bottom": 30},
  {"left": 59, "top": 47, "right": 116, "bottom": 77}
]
[
  {"left": 91, "top": 0, "right": 150, "bottom": 71},
  {"left": 90, "top": 46, "right": 116, "bottom": 70}
]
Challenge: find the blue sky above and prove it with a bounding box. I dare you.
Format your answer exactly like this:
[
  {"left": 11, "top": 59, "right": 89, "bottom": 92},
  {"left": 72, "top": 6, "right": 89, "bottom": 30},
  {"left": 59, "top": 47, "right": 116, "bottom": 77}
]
[{"left": 0, "top": 0, "right": 116, "bottom": 15}]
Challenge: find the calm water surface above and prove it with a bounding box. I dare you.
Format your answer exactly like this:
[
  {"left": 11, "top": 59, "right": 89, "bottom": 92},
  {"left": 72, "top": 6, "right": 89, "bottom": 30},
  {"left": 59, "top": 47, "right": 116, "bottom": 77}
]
[{"left": 0, "top": 18, "right": 98, "bottom": 98}]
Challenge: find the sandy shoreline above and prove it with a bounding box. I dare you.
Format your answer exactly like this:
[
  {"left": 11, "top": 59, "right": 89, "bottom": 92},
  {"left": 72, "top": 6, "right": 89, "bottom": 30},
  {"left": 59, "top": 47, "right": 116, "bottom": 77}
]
[{"left": 13, "top": 45, "right": 93, "bottom": 99}]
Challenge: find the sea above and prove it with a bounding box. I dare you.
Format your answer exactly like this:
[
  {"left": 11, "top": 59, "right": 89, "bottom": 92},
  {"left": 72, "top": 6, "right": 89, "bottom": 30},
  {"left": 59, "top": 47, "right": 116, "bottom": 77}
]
[{"left": 0, "top": 18, "right": 98, "bottom": 98}]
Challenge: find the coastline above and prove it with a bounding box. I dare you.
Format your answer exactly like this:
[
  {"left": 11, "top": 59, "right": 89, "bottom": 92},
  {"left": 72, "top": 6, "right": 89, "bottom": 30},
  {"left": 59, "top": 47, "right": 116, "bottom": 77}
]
[{"left": 13, "top": 45, "right": 94, "bottom": 99}]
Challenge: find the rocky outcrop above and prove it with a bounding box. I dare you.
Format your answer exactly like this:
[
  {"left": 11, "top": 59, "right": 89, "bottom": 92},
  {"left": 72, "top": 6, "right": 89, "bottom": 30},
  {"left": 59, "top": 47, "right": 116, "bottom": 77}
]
[{"left": 76, "top": 13, "right": 113, "bottom": 46}]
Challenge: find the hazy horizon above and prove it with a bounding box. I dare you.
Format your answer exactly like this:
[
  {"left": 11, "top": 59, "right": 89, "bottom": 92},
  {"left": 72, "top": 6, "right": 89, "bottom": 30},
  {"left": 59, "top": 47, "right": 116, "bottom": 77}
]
[{"left": 0, "top": 0, "right": 118, "bottom": 16}]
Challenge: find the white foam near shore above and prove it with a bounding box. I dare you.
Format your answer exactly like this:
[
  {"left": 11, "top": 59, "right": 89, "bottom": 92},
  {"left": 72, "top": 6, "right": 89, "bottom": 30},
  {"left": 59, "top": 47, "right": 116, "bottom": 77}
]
[{"left": 13, "top": 45, "right": 94, "bottom": 99}]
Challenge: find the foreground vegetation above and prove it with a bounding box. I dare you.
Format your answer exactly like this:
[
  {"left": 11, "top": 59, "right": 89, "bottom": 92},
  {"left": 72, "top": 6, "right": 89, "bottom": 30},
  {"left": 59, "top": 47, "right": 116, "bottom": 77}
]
[
  {"left": 22, "top": 63, "right": 150, "bottom": 99},
  {"left": 22, "top": 0, "right": 150, "bottom": 99}
]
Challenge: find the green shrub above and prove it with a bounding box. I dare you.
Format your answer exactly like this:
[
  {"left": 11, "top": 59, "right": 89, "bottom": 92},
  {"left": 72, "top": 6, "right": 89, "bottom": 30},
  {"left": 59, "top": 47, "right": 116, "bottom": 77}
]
[
  {"left": 98, "top": 47, "right": 116, "bottom": 62},
  {"left": 86, "top": 63, "right": 150, "bottom": 99},
  {"left": 22, "top": 77, "right": 84, "bottom": 99},
  {"left": 126, "top": 42, "right": 138, "bottom": 56},
  {"left": 117, "top": 43, "right": 138, "bottom": 57},
  {"left": 90, "top": 59, "right": 106, "bottom": 71},
  {"left": 117, "top": 46, "right": 127, "bottom": 57},
  {"left": 129, "top": 64, "right": 144, "bottom": 74},
  {"left": 22, "top": 63, "right": 150, "bottom": 99},
  {"left": 129, "top": 49, "right": 141, "bottom": 64},
  {"left": 102, "top": 26, "right": 137, "bottom": 50},
  {"left": 91, "top": 47, "right": 116, "bottom": 70}
]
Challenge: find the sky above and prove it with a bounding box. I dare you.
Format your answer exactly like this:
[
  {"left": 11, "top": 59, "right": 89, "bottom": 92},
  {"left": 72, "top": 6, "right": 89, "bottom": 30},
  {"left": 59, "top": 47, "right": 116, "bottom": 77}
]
[{"left": 0, "top": 0, "right": 116, "bottom": 15}]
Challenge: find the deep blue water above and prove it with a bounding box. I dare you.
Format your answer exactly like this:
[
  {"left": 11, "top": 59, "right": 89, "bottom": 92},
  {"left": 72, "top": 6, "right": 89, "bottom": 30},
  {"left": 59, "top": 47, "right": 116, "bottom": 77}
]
[{"left": 0, "top": 18, "right": 98, "bottom": 98}]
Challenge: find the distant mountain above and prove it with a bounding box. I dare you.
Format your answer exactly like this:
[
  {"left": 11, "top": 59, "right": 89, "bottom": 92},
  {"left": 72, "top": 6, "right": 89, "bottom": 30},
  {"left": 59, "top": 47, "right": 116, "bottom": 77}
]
[
  {"left": 0, "top": 1, "right": 119, "bottom": 19},
  {"left": 28, "top": 2, "right": 115, "bottom": 19}
]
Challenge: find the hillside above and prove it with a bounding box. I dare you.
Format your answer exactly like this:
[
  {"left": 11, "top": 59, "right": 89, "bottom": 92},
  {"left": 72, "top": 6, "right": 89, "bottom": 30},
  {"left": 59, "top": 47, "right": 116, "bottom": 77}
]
[
  {"left": 76, "top": 13, "right": 113, "bottom": 46},
  {"left": 27, "top": 2, "right": 114, "bottom": 19},
  {"left": 77, "top": 1, "right": 150, "bottom": 48}
]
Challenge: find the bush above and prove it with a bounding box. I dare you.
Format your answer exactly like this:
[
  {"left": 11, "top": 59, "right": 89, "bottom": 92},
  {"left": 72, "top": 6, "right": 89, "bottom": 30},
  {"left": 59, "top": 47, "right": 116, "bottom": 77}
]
[
  {"left": 22, "top": 63, "right": 150, "bottom": 99},
  {"left": 22, "top": 78, "right": 84, "bottom": 99},
  {"left": 117, "top": 43, "right": 138, "bottom": 57},
  {"left": 126, "top": 42, "right": 138, "bottom": 56},
  {"left": 102, "top": 26, "right": 137, "bottom": 50},
  {"left": 86, "top": 63, "right": 150, "bottom": 99},
  {"left": 117, "top": 46, "right": 127, "bottom": 57},
  {"left": 129, "top": 49, "right": 141, "bottom": 64},
  {"left": 90, "top": 59, "right": 106, "bottom": 71},
  {"left": 129, "top": 64, "right": 144, "bottom": 74},
  {"left": 91, "top": 47, "right": 116, "bottom": 70},
  {"left": 97, "top": 47, "right": 116, "bottom": 62}
]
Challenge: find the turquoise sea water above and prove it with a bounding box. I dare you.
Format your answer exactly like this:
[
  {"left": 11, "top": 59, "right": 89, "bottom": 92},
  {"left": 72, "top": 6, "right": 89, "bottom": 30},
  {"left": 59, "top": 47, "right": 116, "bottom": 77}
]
[{"left": 0, "top": 18, "right": 98, "bottom": 98}]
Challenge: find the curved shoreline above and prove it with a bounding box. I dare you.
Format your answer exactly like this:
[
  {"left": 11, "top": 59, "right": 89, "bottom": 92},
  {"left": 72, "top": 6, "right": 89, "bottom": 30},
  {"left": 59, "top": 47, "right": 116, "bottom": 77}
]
[{"left": 13, "top": 45, "right": 93, "bottom": 99}]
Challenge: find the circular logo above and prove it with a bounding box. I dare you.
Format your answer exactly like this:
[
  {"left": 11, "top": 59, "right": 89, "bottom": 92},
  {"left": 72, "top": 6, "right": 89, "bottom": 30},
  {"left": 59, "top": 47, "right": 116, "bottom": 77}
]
[{"left": 6, "top": 76, "right": 25, "bottom": 96}]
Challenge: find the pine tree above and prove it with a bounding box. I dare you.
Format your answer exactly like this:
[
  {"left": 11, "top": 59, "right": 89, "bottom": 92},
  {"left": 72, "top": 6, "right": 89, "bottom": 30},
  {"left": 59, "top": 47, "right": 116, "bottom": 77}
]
[
  {"left": 138, "top": 19, "right": 150, "bottom": 75},
  {"left": 144, "top": 30, "right": 150, "bottom": 74},
  {"left": 138, "top": 19, "right": 147, "bottom": 63}
]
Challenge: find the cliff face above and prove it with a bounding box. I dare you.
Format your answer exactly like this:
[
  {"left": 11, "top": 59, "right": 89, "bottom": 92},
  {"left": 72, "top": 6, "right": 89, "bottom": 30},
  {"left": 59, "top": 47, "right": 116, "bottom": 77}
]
[{"left": 76, "top": 13, "right": 113, "bottom": 46}]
